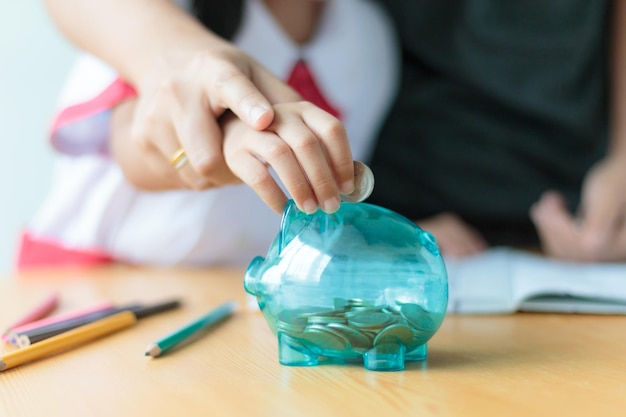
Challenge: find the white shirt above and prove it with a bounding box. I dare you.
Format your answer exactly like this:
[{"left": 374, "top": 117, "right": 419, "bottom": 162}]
[{"left": 25, "top": 0, "right": 399, "bottom": 267}]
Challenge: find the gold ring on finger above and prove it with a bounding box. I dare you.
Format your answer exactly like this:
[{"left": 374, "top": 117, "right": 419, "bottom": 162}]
[{"left": 169, "top": 148, "right": 188, "bottom": 170}]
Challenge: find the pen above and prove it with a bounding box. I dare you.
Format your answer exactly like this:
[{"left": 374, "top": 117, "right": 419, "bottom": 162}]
[
  {"left": 0, "top": 311, "right": 137, "bottom": 372},
  {"left": 3, "top": 293, "right": 59, "bottom": 335},
  {"left": 145, "top": 301, "right": 237, "bottom": 358}
]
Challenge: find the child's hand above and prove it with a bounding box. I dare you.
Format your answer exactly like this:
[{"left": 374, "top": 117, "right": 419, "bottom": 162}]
[
  {"left": 416, "top": 213, "right": 488, "bottom": 258},
  {"left": 222, "top": 102, "right": 356, "bottom": 215}
]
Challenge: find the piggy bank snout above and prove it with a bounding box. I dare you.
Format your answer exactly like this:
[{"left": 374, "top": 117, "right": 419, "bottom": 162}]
[{"left": 244, "top": 256, "right": 266, "bottom": 296}]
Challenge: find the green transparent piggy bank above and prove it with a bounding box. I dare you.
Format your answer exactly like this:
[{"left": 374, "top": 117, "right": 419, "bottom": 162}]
[{"left": 244, "top": 200, "right": 448, "bottom": 371}]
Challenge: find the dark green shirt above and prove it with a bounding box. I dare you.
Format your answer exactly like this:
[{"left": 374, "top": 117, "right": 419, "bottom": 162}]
[{"left": 370, "top": 0, "right": 610, "bottom": 246}]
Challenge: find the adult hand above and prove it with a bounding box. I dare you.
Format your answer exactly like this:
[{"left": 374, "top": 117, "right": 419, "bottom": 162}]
[
  {"left": 128, "top": 41, "right": 301, "bottom": 190},
  {"left": 530, "top": 155, "right": 626, "bottom": 262},
  {"left": 222, "top": 102, "right": 355, "bottom": 215},
  {"left": 416, "top": 212, "right": 488, "bottom": 258}
]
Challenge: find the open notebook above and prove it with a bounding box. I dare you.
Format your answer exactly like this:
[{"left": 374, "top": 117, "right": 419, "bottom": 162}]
[{"left": 445, "top": 248, "right": 626, "bottom": 314}]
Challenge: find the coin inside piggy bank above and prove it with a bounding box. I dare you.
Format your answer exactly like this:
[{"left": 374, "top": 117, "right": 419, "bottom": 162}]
[{"left": 244, "top": 200, "right": 448, "bottom": 371}]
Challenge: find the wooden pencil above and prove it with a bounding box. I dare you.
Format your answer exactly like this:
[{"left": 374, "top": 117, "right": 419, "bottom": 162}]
[
  {"left": 0, "top": 311, "right": 137, "bottom": 372},
  {"left": 145, "top": 301, "right": 237, "bottom": 357}
]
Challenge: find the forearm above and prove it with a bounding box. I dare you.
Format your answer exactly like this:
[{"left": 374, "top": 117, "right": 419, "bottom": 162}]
[
  {"left": 610, "top": 0, "right": 626, "bottom": 159},
  {"left": 43, "top": 0, "right": 226, "bottom": 92}
]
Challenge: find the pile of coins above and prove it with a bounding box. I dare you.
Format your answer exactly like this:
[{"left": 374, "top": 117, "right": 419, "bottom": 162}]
[{"left": 272, "top": 299, "right": 439, "bottom": 357}]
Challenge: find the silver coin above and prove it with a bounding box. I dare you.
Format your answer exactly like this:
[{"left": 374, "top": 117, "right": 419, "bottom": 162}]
[
  {"left": 373, "top": 324, "right": 414, "bottom": 347},
  {"left": 400, "top": 303, "right": 437, "bottom": 332},
  {"left": 276, "top": 320, "right": 306, "bottom": 335},
  {"left": 340, "top": 161, "right": 375, "bottom": 203},
  {"left": 307, "top": 315, "right": 348, "bottom": 325},
  {"left": 326, "top": 322, "right": 372, "bottom": 349},
  {"left": 348, "top": 311, "right": 393, "bottom": 330},
  {"left": 301, "top": 325, "right": 349, "bottom": 351}
]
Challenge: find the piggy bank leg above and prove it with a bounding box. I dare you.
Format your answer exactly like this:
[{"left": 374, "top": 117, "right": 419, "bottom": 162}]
[
  {"left": 405, "top": 343, "right": 428, "bottom": 361},
  {"left": 363, "top": 342, "right": 406, "bottom": 371},
  {"left": 278, "top": 333, "right": 319, "bottom": 367}
]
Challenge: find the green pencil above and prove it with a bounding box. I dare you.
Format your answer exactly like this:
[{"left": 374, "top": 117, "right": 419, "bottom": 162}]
[{"left": 144, "top": 301, "right": 237, "bottom": 357}]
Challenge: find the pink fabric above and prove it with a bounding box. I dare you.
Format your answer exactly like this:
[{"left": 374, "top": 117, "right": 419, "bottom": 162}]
[
  {"left": 50, "top": 77, "right": 136, "bottom": 145},
  {"left": 16, "top": 232, "right": 114, "bottom": 270}
]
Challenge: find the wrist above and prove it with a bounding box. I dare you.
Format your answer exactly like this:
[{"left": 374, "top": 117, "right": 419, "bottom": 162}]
[{"left": 127, "top": 5, "right": 227, "bottom": 93}]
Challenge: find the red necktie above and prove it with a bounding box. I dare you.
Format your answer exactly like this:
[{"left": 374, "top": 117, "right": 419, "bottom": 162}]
[{"left": 286, "top": 59, "right": 342, "bottom": 119}]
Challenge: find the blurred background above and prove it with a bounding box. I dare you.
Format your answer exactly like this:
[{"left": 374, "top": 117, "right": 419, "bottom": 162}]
[{"left": 0, "top": 2, "right": 77, "bottom": 275}]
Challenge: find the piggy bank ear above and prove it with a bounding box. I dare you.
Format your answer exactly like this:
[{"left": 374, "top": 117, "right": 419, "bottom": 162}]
[
  {"left": 418, "top": 229, "right": 440, "bottom": 256},
  {"left": 278, "top": 200, "right": 312, "bottom": 252}
]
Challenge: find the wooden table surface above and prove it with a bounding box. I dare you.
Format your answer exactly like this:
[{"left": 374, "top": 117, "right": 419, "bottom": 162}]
[{"left": 1, "top": 267, "right": 625, "bottom": 417}]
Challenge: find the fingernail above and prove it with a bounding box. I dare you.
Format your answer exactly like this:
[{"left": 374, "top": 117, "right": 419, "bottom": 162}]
[
  {"left": 302, "top": 199, "right": 318, "bottom": 214},
  {"left": 249, "top": 105, "right": 269, "bottom": 124},
  {"left": 323, "top": 197, "right": 340, "bottom": 213},
  {"left": 340, "top": 180, "right": 354, "bottom": 195}
]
